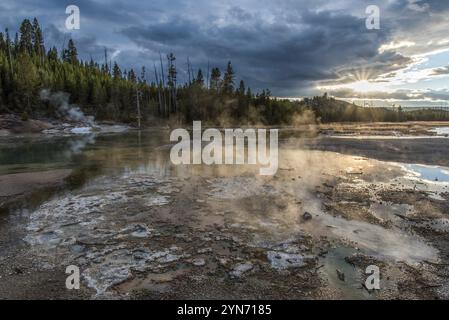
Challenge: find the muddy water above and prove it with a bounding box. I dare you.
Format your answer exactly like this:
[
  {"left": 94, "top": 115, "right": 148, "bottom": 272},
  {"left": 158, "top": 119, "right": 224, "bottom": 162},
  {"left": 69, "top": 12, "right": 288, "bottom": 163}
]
[{"left": 0, "top": 129, "right": 447, "bottom": 299}]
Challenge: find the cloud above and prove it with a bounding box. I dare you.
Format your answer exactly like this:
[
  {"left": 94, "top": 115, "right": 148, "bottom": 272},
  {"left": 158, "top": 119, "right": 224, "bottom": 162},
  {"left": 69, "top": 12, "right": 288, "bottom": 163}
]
[
  {"left": 329, "top": 88, "right": 449, "bottom": 101},
  {"left": 43, "top": 23, "right": 115, "bottom": 62},
  {"left": 0, "top": 0, "right": 449, "bottom": 101},
  {"left": 120, "top": 8, "right": 400, "bottom": 96},
  {"left": 430, "top": 66, "right": 449, "bottom": 76},
  {"left": 378, "top": 41, "right": 416, "bottom": 53}
]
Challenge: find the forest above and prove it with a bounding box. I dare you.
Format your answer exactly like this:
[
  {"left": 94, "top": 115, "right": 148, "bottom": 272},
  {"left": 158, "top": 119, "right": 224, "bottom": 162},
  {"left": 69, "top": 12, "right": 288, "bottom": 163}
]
[{"left": 1, "top": 18, "right": 448, "bottom": 127}]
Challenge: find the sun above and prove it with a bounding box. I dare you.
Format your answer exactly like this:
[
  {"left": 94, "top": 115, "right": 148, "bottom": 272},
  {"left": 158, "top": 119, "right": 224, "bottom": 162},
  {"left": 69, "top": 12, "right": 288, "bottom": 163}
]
[
  {"left": 345, "top": 80, "right": 376, "bottom": 93},
  {"left": 317, "top": 66, "right": 387, "bottom": 94}
]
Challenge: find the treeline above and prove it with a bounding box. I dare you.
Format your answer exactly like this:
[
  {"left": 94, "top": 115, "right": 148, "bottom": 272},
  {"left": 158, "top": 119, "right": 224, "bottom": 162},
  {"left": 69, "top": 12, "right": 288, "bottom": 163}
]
[
  {"left": 1, "top": 18, "right": 448, "bottom": 126},
  {"left": 305, "top": 94, "right": 449, "bottom": 123},
  {"left": 0, "top": 18, "right": 306, "bottom": 126}
]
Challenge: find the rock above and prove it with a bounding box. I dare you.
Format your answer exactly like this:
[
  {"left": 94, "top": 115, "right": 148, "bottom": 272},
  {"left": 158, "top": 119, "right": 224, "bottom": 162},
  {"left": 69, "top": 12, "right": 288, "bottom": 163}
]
[
  {"left": 267, "top": 251, "right": 307, "bottom": 270},
  {"left": 129, "top": 224, "right": 152, "bottom": 238},
  {"left": 230, "top": 262, "right": 253, "bottom": 278},
  {"left": 197, "top": 248, "right": 213, "bottom": 254},
  {"left": 336, "top": 269, "right": 345, "bottom": 282},
  {"left": 14, "top": 267, "right": 23, "bottom": 274},
  {"left": 302, "top": 212, "right": 313, "bottom": 221},
  {"left": 0, "top": 114, "right": 53, "bottom": 133},
  {"left": 218, "top": 257, "right": 230, "bottom": 266},
  {"left": 191, "top": 258, "right": 206, "bottom": 267}
]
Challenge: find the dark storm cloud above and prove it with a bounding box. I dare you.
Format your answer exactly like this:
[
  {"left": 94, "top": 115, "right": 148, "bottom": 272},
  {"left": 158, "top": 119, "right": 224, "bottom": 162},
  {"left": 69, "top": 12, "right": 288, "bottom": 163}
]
[
  {"left": 43, "top": 23, "right": 115, "bottom": 62},
  {"left": 121, "top": 8, "right": 403, "bottom": 96},
  {"left": 1, "top": 0, "right": 449, "bottom": 97}
]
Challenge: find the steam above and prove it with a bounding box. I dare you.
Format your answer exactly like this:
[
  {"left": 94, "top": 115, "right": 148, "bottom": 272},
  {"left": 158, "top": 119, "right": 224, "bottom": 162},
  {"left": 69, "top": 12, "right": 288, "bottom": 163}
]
[
  {"left": 290, "top": 109, "right": 318, "bottom": 126},
  {"left": 66, "top": 134, "right": 96, "bottom": 156},
  {"left": 40, "top": 89, "right": 95, "bottom": 125}
]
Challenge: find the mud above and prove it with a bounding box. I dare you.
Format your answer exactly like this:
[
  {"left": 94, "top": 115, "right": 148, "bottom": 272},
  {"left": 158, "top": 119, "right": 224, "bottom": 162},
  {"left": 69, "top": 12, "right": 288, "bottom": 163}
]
[{"left": 0, "top": 169, "right": 72, "bottom": 209}]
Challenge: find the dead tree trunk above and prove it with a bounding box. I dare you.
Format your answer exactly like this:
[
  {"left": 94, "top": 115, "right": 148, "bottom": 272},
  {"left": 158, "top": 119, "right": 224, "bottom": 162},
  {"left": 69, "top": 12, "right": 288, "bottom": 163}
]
[
  {"left": 187, "top": 57, "right": 192, "bottom": 85},
  {"left": 159, "top": 53, "right": 167, "bottom": 117},
  {"left": 173, "top": 60, "right": 177, "bottom": 114},
  {"left": 206, "top": 61, "right": 210, "bottom": 90},
  {"left": 154, "top": 63, "right": 162, "bottom": 116},
  {"left": 7, "top": 42, "right": 13, "bottom": 74},
  {"left": 136, "top": 86, "right": 141, "bottom": 129}
]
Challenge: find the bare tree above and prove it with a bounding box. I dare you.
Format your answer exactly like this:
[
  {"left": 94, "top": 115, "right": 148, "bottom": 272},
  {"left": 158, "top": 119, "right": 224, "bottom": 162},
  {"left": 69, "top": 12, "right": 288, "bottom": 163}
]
[
  {"left": 135, "top": 85, "right": 141, "bottom": 129},
  {"left": 159, "top": 53, "right": 167, "bottom": 117},
  {"left": 154, "top": 63, "right": 162, "bottom": 116}
]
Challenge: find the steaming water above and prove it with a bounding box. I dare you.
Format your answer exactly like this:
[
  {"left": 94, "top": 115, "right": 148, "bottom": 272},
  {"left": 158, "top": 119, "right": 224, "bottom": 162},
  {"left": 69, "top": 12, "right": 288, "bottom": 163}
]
[
  {"left": 40, "top": 90, "right": 95, "bottom": 125},
  {"left": 0, "top": 128, "right": 445, "bottom": 298},
  {"left": 319, "top": 247, "right": 375, "bottom": 300}
]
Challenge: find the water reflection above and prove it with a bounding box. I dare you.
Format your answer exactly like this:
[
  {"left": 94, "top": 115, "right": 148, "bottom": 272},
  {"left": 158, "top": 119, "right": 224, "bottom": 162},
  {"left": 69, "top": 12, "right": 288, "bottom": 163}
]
[
  {"left": 0, "top": 131, "right": 168, "bottom": 175},
  {"left": 402, "top": 163, "right": 449, "bottom": 182},
  {"left": 0, "top": 130, "right": 269, "bottom": 196}
]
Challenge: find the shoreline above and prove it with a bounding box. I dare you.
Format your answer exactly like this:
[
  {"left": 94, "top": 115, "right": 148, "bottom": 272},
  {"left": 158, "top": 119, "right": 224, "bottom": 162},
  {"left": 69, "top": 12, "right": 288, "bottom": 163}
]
[
  {"left": 0, "top": 169, "right": 72, "bottom": 211},
  {"left": 2, "top": 113, "right": 449, "bottom": 136}
]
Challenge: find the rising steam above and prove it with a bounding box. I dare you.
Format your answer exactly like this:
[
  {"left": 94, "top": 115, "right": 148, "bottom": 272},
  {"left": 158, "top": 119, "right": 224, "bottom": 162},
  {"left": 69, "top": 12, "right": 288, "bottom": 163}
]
[{"left": 40, "top": 89, "right": 95, "bottom": 125}]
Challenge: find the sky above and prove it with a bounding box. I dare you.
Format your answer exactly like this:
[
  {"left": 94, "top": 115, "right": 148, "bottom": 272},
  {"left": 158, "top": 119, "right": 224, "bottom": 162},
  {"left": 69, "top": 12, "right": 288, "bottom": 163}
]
[{"left": 1, "top": 0, "right": 449, "bottom": 107}]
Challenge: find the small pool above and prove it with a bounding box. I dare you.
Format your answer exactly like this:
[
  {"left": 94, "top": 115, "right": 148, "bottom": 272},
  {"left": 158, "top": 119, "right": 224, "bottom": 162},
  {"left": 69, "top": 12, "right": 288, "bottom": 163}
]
[{"left": 403, "top": 163, "right": 449, "bottom": 182}]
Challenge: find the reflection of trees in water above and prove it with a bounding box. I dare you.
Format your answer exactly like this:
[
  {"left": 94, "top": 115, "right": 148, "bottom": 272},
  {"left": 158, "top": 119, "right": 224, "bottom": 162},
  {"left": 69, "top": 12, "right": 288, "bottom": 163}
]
[{"left": 0, "top": 134, "right": 95, "bottom": 167}]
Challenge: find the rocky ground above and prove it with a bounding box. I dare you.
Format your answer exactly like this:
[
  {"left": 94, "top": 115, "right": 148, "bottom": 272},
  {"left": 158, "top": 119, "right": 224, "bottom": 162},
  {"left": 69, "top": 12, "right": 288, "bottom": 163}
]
[
  {"left": 1, "top": 147, "right": 448, "bottom": 299},
  {"left": 317, "top": 121, "right": 449, "bottom": 137},
  {"left": 0, "top": 114, "right": 53, "bottom": 135},
  {"left": 1, "top": 122, "right": 449, "bottom": 300},
  {"left": 0, "top": 114, "right": 131, "bottom": 136}
]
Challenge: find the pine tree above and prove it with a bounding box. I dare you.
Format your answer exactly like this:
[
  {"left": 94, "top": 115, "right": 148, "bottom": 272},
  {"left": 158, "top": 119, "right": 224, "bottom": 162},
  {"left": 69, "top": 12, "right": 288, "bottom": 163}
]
[
  {"left": 238, "top": 80, "right": 245, "bottom": 95},
  {"left": 140, "top": 66, "right": 146, "bottom": 83},
  {"left": 167, "top": 53, "right": 176, "bottom": 87},
  {"left": 16, "top": 51, "right": 38, "bottom": 111},
  {"left": 128, "top": 68, "right": 136, "bottom": 83},
  {"left": 112, "top": 62, "right": 122, "bottom": 79},
  {"left": 18, "top": 19, "right": 33, "bottom": 54},
  {"left": 65, "top": 39, "right": 78, "bottom": 64},
  {"left": 196, "top": 69, "right": 204, "bottom": 86},
  {"left": 222, "top": 61, "right": 235, "bottom": 94},
  {"left": 246, "top": 87, "right": 252, "bottom": 100},
  {"left": 47, "top": 46, "right": 58, "bottom": 61},
  {"left": 14, "top": 32, "right": 19, "bottom": 51},
  {"left": 32, "top": 18, "right": 44, "bottom": 56},
  {"left": 0, "top": 32, "right": 4, "bottom": 53},
  {"left": 210, "top": 67, "right": 221, "bottom": 93}
]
